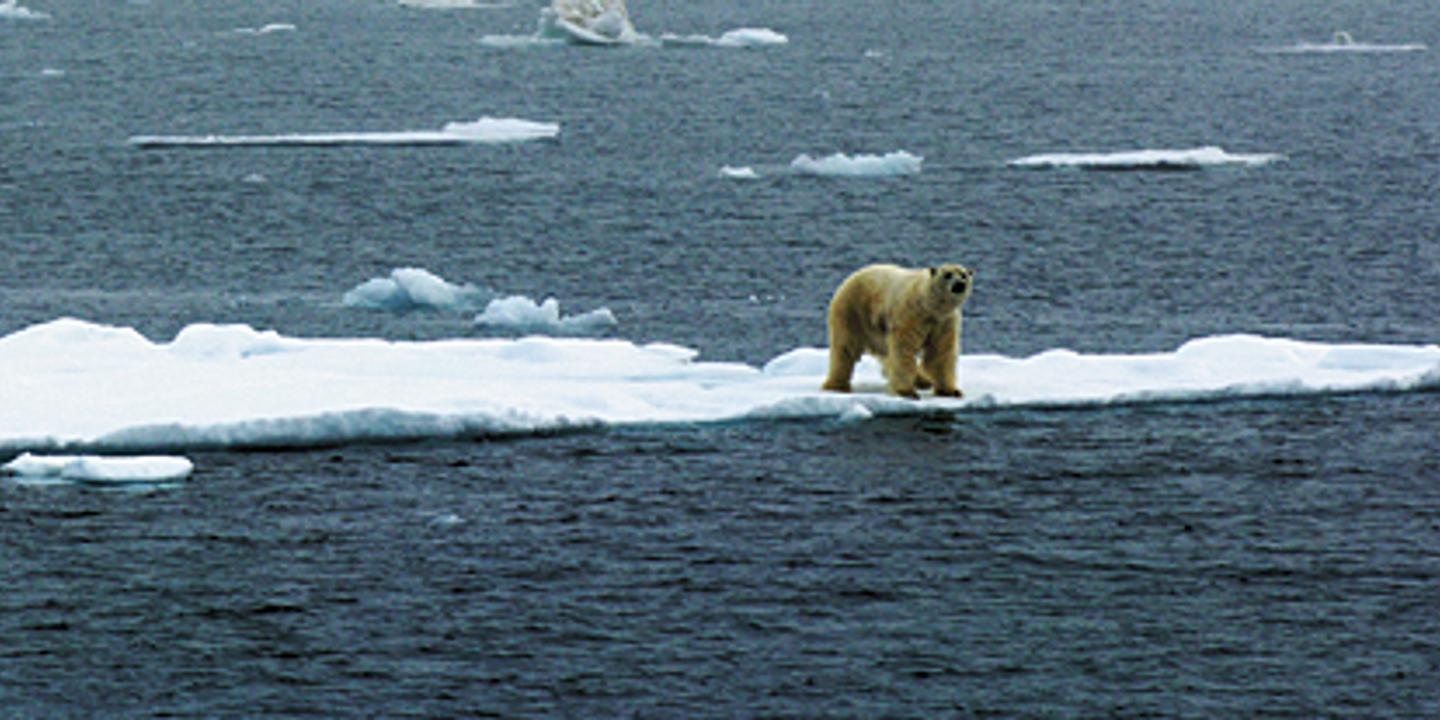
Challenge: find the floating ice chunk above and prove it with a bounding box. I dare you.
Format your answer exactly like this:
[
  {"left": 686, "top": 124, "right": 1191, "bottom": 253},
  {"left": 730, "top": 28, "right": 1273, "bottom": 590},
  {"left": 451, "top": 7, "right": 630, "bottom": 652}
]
[
  {"left": 790, "top": 150, "right": 923, "bottom": 177},
  {"left": 1008, "top": 146, "right": 1284, "bottom": 171},
  {"left": 233, "top": 23, "right": 296, "bottom": 35},
  {"left": 0, "top": 0, "right": 49, "bottom": 20},
  {"left": 343, "top": 267, "right": 492, "bottom": 312},
  {"left": 1257, "top": 31, "right": 1425, "bottom": 54},
  {"left": 40, "top": 67, "right": 65, "bottom": 77},
  {"left": 400, "top": 0, "right": 512, "bottom": 8},
  {"left": 474, "top": 295, "right": 618, "bottom": 336},
  {"left": 5, "top": 453, "right": 193, "bottom": 483},
  {"left": 661, "top": 27, "right": 788, "bottom": 47},
  {"left": 129, "top": 117, "right": 560, "bottom": 148},
  {"left": 720, "top": 165, "right": 759, "bottom": 180}
]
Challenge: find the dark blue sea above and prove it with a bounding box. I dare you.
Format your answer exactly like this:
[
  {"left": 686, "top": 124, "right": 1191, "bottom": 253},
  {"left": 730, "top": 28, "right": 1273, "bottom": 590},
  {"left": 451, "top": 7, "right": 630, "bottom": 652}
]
[{"left": 3, "top": 0, "right": 1439, "bottom": 716}]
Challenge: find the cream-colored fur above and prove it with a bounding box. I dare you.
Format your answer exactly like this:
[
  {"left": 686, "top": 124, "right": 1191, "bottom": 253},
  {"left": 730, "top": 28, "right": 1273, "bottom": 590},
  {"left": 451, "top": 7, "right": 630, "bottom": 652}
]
[{"left": 821, "top": 263, "right": 974, "bottom": 399}]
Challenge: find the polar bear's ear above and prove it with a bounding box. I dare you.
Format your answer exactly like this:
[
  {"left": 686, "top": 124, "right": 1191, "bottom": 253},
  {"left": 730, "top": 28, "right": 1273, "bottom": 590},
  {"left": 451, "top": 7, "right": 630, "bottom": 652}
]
[{"left": 928, "top": 266, "right": 938, "bottom": 277}]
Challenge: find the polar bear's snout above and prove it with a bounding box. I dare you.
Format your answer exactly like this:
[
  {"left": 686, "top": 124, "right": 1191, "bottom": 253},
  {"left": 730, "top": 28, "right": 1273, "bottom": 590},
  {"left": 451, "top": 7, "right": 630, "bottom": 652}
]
[{"left": 950, "top": 278, "right": 968, "bottom": 294}]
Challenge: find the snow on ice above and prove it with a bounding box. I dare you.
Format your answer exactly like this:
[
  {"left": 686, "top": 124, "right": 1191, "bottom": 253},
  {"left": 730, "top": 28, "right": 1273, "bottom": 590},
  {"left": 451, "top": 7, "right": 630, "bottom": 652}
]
[{"left": 2, "top": 318, "right": 1437, "bottom": 453}]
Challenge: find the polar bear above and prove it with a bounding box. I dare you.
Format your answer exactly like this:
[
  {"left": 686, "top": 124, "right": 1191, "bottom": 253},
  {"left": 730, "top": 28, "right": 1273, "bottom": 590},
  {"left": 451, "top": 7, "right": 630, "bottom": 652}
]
[{"left": 821, "top": 263, "right": 974, "bottom": 399}]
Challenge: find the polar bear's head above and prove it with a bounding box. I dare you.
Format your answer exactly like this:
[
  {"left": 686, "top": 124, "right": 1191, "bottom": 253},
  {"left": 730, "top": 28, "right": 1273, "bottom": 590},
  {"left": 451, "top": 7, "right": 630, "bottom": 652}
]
[{"left": 928, "top": 264, "right": 974, "bottom": 308}]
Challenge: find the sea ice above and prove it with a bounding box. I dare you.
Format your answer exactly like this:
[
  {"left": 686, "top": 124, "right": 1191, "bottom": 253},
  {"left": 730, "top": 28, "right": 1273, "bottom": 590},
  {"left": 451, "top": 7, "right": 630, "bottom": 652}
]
[
  {"left": 1008, "top": 146, "right": 1284, "bottom": 170},
  {"left": 343, "top": 267, "right": 492, "bottom": 312},
  {"left": 2, "top": 319, "right": 1437, "bottom": 453},
  {"left": 474, "top": 295, "right": 618, "bottom": 336},
  {"left": 0, "top": 0, "right": 48, "bottom": 20},
  {"left": 232, "top": 23, "right": 296, "bottom": 35},
  {"left": 4, "top": 453, "right": 194, "bottom": 483},
  {"left": 129, "top": 117, "right": 560, "bottom": 148},
  {"left": 1257, "top": 32, "right": 1425, "bottom": 54},
  {"left": 790, "top": 151, "right": 923, "bottom": 177}
]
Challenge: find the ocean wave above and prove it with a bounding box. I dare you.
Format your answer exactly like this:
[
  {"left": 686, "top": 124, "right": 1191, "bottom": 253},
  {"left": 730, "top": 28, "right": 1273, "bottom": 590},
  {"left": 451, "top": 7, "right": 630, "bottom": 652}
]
[
  {"left": 128, "top": 117, "right": 560, "bottom": 148},
  {"left": 1008, "top": 146, "right": 1284, "bottom": 171},
  {"left": 2, "top": 318, "right": 1436, "bottom": 453}
]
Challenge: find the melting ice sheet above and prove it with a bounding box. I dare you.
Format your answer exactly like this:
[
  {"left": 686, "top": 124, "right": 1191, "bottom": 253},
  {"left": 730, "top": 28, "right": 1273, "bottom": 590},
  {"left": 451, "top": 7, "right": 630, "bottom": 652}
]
[
  {"left": 1009, "top": 146, "right": 1283, "bottom": 171},
  {"left": 2, "top": 319, "right": 1438, "bottom": 452},
  {"left": 128, "top": 117, "right": 559, "bottom": 149}
]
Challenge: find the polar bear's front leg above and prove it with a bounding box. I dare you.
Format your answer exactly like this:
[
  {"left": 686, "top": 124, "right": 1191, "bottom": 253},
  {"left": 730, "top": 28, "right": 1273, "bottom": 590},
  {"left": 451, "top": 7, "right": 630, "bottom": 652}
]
[{"left": 882, "top": 328, "right": 922, "bottom": 399}]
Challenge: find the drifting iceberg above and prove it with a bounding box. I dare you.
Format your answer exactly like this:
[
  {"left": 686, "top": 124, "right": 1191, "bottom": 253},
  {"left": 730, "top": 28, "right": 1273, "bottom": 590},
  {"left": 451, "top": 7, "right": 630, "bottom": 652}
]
[
  {"left": 541, "top": 0, "right": 639, "bottom": 45},
  {"left": 0, "top": 0, "right": 48, "bottom": 20},
  {"left": 474, "top": 295, "right": 618, "bottom": 336},
  {"left": 1257, "top": 31, "right": 1425, "bottom": 55},
  {"left": 790, "top": 151, "right": 923, "bottom": 177},
  {"left": 343, "top": 268, "right": 492, "bottom": 312},
  {"left": 4, "top": 453, "right": 193, "bottom": 484}
]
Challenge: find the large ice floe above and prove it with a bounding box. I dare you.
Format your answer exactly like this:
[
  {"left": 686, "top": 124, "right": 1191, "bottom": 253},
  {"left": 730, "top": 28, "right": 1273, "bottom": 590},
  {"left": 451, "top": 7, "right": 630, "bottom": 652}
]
[
  {"left": 128, "top": 117, "right": 559, "bottom": 149},
  {"left": 1257, "top": 31, "right": 1426, "bottom": 55},
  {"left": 2, "top": 318, "right": 1437, "bottom": 453},
  {"left": 0, "top": 0, "right": 49, "bottom": 20},
  {"left": 1008, "top": 146, "right": 1284, "bottom": 171}
]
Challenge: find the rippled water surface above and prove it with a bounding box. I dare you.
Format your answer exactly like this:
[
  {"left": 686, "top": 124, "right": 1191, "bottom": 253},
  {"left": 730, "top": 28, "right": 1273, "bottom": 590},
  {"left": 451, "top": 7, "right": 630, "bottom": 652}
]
[{"left": 3, "top": 0, "right": 1439, "bottom": 715}]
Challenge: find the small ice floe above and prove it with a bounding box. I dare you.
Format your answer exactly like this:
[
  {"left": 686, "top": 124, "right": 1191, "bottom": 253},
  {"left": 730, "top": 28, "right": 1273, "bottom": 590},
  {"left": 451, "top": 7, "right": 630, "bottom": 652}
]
[
  {"left": 232, "top": 23, "right": 297, "bottom": 36},
  {"left": 474, "top": 295, "right": 618, "bottom": 336},
  {"left": 1257, "top": 31, "right": 1426, "bottom": 55},
  {"left": 1007, "top": 146, "right": 1284, "bottom": 171},
  {"left": 0, "top": 0, "right": 49, "bottom": 21},
  {"left": 660, "top": 27, "right": 788, "bottom": 48},
  {"left": 790, "top": 150, "right": 923, "bottom": 177},
  {"left": 720, "top": 165, "right": 760, "bottom": 180},
  {"left": 343, "top": 267, "right": 492, "bottom": 313},
  {"left": 400, "top": 0, "right": 512, "bottom": 8},
  {"left": 40, "top": 67, "right": 65, "bottom": 78},
  {"left": 4, "top": 453, "right": 194, "bottom": 484},
  {"left": 129, "top": 117, "right": 560, "bottom": 149}
]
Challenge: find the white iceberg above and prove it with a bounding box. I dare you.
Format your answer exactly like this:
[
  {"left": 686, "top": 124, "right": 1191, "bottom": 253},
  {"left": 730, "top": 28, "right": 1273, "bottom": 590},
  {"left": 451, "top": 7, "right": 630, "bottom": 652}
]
[
  {"left": 400, "top": 0, "right": 512, "bottom": 8},
  {"left": 5, "top": 453, "right": 193, "bottom": 483},
  {"left": 343, "top": 267, "right": 492, "bottom": 312},
  {"left": 474, "top": 295, "right": 618, "bottom": 336},
  {"left": 1008, "top": 146, "right": 1284, "bottom": 170},
  {"left": 0, "top": 0, "right": 48, "bottom": 20},
  {"left": 720, "top": 165, "right": 760, "bottom": 180},
  {"left": 129, "top": 117, "right": 560, "bottom": 148},
  {"left": 790, "top": 151, "right": 923, "bottom": 177},
  {"left": 2, "top": 318, "right": 1437, "bottom": 452}
]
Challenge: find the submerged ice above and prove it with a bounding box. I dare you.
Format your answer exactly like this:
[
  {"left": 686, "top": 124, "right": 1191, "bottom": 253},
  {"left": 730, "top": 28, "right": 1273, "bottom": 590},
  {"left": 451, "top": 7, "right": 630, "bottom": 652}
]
[{"left": 2, "top": 318, "right": 1437, "bottom": 453}]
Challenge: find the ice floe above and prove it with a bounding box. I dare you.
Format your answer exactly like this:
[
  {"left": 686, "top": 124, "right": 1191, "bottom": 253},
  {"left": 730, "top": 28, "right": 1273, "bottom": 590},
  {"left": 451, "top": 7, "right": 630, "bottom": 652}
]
[
  {"left": 1008, "top": 146, "right": 1284, "bottom": 171},
  {"left": 790, "top": 151, "right": 923, "bottom": 177},
  {"left": 232, "top": 23, "right": 296, "bottom": 35},
  {"left": 474, "top": 295, "right": 618, "bottom": 336},
  {"left": 344, "top": 267, "right": 492, "bottom": 312},
  {"left": 720, "top": 165, "right": 760, "bottom": 180},
  {"left": 660, "top": 28, "right": 789, "bottom": 48},
  {"left": 4, "top": 453, "right": 193, "bottom": 484},
  {"left": 2, "top": 318, "right": 1437, "bottom": 453},
  {"left": 481, "top": 0, "right": 786, "bottom": 50},
  {"left": 400, "top": 0, "right": 513, "bottom": 8},
  {"left": 128, "top": 117, "right": 560, "bottom": 149},
  {"left": 0, "top": 0, "right": 48, "bottom": 20},
  {"left": 1257, "top": 31, "right": 1425, "bottom": 55}
]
